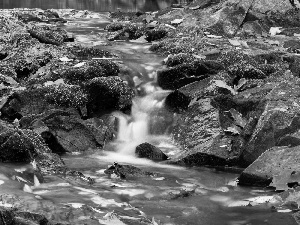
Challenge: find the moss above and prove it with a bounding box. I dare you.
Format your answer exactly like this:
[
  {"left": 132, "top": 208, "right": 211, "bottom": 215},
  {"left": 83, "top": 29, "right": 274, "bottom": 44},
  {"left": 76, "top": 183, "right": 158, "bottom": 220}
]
[
  {"left": 145, "top": 28, "right": 168, "bottom": 42},
  {"left": 69, "top": 45, "right": 115, "bottom": 59},
  {"left": 218, "top": 50, "right": 257, "bottom": 68},
  {"left": 227, "top": 61, "right": 266, "bottom": 80},
  {"left": 107, "top": 24, "right": 145, "bottom": 41},
  {"left": 52, "top": 59, "right": 120, "bottom": 84},
  {"left": 85, "top": 76, "right": 134, "bottom": 114},
  {"left": 105, "top": 22, "right": 124, "bottom": 32},
  {"left": 44, "top": 84, "right": 87, "bottom": 108},
  {"left": 165, "top": 53, "right": 196, "bottom": 67}
]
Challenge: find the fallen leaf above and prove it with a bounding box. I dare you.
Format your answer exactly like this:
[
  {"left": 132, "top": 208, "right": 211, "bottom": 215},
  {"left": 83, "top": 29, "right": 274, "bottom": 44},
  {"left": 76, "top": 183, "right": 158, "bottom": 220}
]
[
  {"left": 229, "top": 108, "right": 247, "bottom": 128},
  {"left": 73, "top": 62, "right": 86, "bottom": 68},
  {"left": 189, "top": 5, "right": 201, "bottom": 10},
  {"left": 171, "top": 18, "right": 183, "bottom": 25},
  {"left": 228, "top": 39, "right": 241, "bottom": 46},
  {"left": 59, "top": 56, "right": 73, "bottom": 62},
  {"left": 269, "top": 27, "right": 282, "bottom": 36},
  {"left": 224, "top": 126, "right": 241, "bottom": 135}
]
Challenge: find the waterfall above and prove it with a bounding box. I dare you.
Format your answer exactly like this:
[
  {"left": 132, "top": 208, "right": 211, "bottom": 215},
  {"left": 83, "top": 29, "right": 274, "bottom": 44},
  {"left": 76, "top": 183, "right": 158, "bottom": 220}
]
[{"left": 113, "top": 83, "right": 171, "bottom": 156}]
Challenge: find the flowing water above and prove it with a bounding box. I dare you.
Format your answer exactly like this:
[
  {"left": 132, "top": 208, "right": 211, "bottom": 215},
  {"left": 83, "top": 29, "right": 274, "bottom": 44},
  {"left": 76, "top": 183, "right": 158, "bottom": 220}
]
[
  {"left": 0, "top": 8, "right": 298, "bottom": 225},
  {"left": 0, "top": 0, "right": 184, "bottom": 12}
]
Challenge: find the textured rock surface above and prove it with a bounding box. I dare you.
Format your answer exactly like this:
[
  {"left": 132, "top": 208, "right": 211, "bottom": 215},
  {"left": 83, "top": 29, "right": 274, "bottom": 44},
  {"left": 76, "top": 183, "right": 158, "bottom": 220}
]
[
  {"left": 135, "top": 142, "right": 168, "bottom": 161},
  {"left": 239, "top": 146, "right": 300, "bottom": 187}
]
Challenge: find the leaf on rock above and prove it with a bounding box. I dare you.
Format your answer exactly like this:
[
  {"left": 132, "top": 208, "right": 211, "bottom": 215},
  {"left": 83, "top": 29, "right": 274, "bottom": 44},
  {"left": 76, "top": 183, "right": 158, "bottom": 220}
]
[
  {"left": 234, "top": 78, "right": 247, "bottom": 91},
  {"left": 145, "top": 14, "right": 154, "bottom": 24},
  {"left": 228, "top": 39, "right": 241, "bottom": 46},
  {"left": 171, "top": 18, "right": 183, "bottom": 25},
  {"left": 59, "top": 56, "right": 73, "bottom": 62},
  {"left": 0, "top": 96, "right": 8, "bottom": 110},
  {"left": 229, "top": 108, "right": 247, "bottom": 128},
  {"left": 189, "top": 5, "right": 201, "bottom": 10},
  {"left": 214, "top": 80, "right": 237, "bottom": 95},
  {"left": 73, "top": 62, "right": 86, "bottom": 68},
  {"left": 129, "top": 35, "right": 147, "bottom": 44},
  {"left": 224, "top": 125, "right": 241, "bottom": 135}
]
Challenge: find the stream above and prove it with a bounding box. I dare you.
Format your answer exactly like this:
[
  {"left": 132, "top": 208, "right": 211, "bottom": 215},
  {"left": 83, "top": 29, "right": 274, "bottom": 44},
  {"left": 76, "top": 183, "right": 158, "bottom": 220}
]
[{"left": 0, "top": 9, "right": 297, "bottom": 225}]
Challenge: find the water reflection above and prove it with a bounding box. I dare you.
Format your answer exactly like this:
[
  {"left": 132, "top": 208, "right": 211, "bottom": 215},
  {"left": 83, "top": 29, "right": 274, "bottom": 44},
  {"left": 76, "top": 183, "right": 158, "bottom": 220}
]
[{"left": 0, "top": 0, "right": 192, "bottom": 12}]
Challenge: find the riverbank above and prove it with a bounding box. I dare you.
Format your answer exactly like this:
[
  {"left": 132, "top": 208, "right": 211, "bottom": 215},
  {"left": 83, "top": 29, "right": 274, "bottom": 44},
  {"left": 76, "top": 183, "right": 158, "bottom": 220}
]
[{"left": 1, "top": 1, "right": 300, "bottom": 224}]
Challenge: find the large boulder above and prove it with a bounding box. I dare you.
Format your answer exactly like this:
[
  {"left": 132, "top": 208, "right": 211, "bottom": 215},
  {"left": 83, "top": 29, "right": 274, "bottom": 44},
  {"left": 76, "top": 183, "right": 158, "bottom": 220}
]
[
  {"left": 157, "top": 60, "right": 223, "bottom": 90},
  {"left": 238, "top": 146, "right": 300, "bottom": 188},
  {"left": 22, "top": 110, "right": 114, "bottom": 153},
  {"left": 241, "top": 79, "right": 300, "bottom": 165},
  {"left": 85, "top": 76, "right": 134, "bottom": 116},
  {"left": 135, "top": 142, "right": 168, "bottom": 161}
]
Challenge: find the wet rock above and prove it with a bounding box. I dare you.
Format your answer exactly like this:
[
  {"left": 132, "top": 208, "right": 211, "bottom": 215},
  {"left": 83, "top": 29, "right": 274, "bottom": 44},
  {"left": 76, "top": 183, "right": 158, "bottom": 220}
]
[
  {"left": 105, "top": 22, "right": 124, "bottom": 32},
  {"left": 164, "top": 53, "right": 197, "bottom": 67},
  {"left": 107, "top": 24, "right": 144, "bottom": 41},
  {"left": 69, "top": 45, "right": 115, "bottom": 60},
  {"left": 204, "top": 1, "right": 253, "bottom": 36},
  {"left": 55, "top": 59, "right": 120, "bottom": 84},
  {"left": 104, "top": 162, "right": 157, "bottom": 179},
  {"left": 0, "top": 122, "right": 51, "bottom": 163},
  {"left": 165, "top": 90, "right": 191, "bottom": 113},
  {"left": 0, "top": 207, "right": 14, "bottom": 225},
  {"left": 241, "top": 79, "right": 300, "bottom": 165},
  {"left": 145, "top": 28, "right": 168, "bottom": 42},
  {"left": 238, "top": 146, "right": 300, "bottom": 187},
  {"left": 85, "top": 76, "right": 134, "bottom": 116},
  {"left": 157, "top": 60, "right": 224, "bottom": 90},
  {"left": 135, "top": 142, "right": 168, "bottom": 161},
  {"left": 40, "top": 112, "right": 102, "bottom": 153},
  {"left": 27, "top": 25, "right": 66, "bottom": 46}
]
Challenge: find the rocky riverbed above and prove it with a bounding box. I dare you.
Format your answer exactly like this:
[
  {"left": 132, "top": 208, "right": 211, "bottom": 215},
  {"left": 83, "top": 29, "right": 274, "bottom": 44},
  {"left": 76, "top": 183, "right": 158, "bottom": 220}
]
[{"left": 2, "top": 0, "right": 300, "bottom": 224}]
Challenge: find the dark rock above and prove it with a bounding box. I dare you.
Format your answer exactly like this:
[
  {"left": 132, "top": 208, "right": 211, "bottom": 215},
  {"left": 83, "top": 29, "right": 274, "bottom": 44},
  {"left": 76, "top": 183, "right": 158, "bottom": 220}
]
[
  {"left": 104, "top": 162, "right": 157, "bottom": 179},
  {"left": 283, "top": 40, "right": 300, "bottom": 53},
  {"left": 41, "top": 112, "right": 102, "bottom": 153},
  {"left": 58, "top": 59, "right": 120, "bottom": 84},
  {"left": 157, "top": 60, "right": 223, "bottom": 90},
  {"left": 85, "top": 76, "right": 134, "bottom": 116},
  {"left": 107, "top": 24, "right": 144, "bottom": 41},
  {"left": 165, "top": 53, "right": 196, "bottom": 67},
  {"left": 135, "top": 142, "right": 168, "bottom": 161},
  {"left": 0, "top": 51, "right": 8, "bottom": 60},
  {"left": 204, "top": 1, "right": 253, "bottom": 36},
  {"left": 277, "top": 130, "right": 300, "bottom": 147},
  {"left": 241, "top": 79, "right": 300, "bottom": 166},
  {"left": 0, "top": 207, "right": 14, "bottom": 225},
  {"left": 238, "top": 146, "right": 300, "bottom": 187},
  {"left": 69, "top": 46, "right": 115, "bottom": 60},
  {"left": 165, "top": 90, "right": 191, "bottom": 113},
  {"left": 0, "top": 123, "right": 51, "bottom": 163},
  {"left": 35, "top": 152, "right": 66, "bottom": 175},
  {"left": 170, "top": 97, "right": 245, "bottom": 167},
  {"left": 105, "top": 22, "right": 124, "bottom": 32},
  {"left": 145, "top": 28, "right": 168, "bottom": 42}
]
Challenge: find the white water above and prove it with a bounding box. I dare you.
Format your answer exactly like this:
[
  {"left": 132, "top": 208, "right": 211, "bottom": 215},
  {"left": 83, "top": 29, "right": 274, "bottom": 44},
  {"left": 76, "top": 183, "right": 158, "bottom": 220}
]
[{"left": 113, "top": 83, "right": 172, "bottom": 157}]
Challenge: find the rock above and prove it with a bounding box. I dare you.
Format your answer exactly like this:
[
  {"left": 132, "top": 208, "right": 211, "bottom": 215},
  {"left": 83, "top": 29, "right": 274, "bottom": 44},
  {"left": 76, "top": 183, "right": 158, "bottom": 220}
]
[
  {"left": 104, "top": 162, "right": 157, "bottom": 179},
  {"left": 0, "top": 124, "right": 51, "bottom": 163},
  {"left": 27, "top": 24, "right": 65, "bottom": 46},
  {"left": 85, "top": 76, "right": 134, "bottom": 116},
  {"left": 53, "top": 59, "right": 120, "bottom": 84},
  {"left": 135, "top": 142, "right": 168, "bottom": 161},
  {"left": 0, "top": 207, "right": 14, "bottom": 225},
  {"left": 238, "top": 146, "right": 300, "bottom": 187},
  {"left": 165, "top": 90, "right": 191, "bottom": 113},
  {"left": 145, "top": 28, "right": 168, "bottom": 42},
  {"left": 170, "top": 96, "right": 245, "bottom": 167},
  {"left": 241, "top": 79, "right": 300, "bottom": 165},
  {"left": 41, "top": 112, "right": 102, "bottom": 153},
  {"left": 204, "top": 1, "right": 254, "bottom": 36},
  {"left": 157, "top": 60, "right": 224, "bottom": 90},
  {"left": 107, "top": 24, "right": 144, "bottom": 41},
  {"left": 164, "top": 53, "right": 197, "bottom": 67},
  {"left": 68, "top": 45, "right": 115, "bottom": 59}
]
